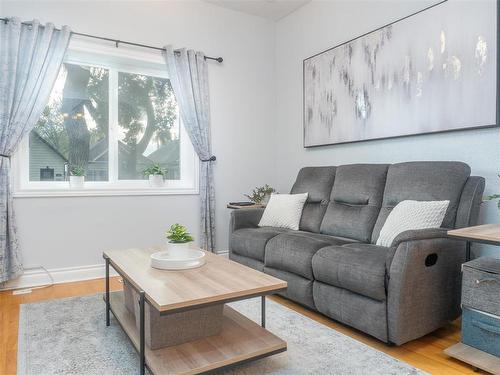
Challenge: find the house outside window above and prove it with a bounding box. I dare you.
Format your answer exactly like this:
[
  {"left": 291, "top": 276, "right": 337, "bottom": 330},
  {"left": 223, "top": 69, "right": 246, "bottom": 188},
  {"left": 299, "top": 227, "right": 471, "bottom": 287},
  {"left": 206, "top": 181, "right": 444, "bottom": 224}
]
[{"left": 13, "top": 39, "right": 198, "bottom": 197}]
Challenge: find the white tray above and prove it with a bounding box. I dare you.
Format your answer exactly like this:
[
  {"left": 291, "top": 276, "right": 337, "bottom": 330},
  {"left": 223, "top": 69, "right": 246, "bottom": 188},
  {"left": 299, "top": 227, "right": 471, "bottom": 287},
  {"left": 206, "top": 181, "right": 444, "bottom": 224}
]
[{"left": 150, "top": 248, "right": 206, "bottom": 270}]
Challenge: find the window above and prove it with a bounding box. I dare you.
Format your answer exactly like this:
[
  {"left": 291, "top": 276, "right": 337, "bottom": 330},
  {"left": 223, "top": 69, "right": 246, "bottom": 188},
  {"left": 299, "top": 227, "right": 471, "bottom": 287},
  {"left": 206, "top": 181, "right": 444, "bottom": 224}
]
[
  {"left": 117, "top": 71, "right": 180, "bottom": 181},
  {"left": 14, "top": 41, "right": 198, "bottom": 196}
]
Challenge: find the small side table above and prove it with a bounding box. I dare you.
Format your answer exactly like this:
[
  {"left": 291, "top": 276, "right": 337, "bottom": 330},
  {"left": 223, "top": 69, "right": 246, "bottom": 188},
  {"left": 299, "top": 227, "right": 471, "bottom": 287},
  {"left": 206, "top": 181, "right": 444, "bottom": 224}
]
[
  {"left": 448, "top": 224, "right": 500, "bottom": 261},
  {"left": 227, "top": 203, "right": 265, "bottom": 209},
  {"left": 444, "top": 224, "right": 500, "bottom": 375}
]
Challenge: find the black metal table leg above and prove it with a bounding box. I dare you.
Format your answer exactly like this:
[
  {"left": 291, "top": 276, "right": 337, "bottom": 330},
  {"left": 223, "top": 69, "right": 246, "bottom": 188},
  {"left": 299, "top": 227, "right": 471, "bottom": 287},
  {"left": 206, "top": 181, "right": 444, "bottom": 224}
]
[
  {"left": 466, "top": 241, "right": 471, "bottom": 262},
  {"left": 139, "top": 291, "right": 146, "bottom": 375},
  {"left": 261, "top": 295, "right": 266, "bottom": 328},
  {"left": 105, "top": 256, "right": 110, "bottom": 327}
]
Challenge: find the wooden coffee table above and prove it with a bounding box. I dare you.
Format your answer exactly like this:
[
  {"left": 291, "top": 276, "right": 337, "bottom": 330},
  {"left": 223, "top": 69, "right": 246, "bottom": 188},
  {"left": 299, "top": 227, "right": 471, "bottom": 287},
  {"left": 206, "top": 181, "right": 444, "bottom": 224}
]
[{"left": 103, "top": 248, "right": 287, "bottom": 375}]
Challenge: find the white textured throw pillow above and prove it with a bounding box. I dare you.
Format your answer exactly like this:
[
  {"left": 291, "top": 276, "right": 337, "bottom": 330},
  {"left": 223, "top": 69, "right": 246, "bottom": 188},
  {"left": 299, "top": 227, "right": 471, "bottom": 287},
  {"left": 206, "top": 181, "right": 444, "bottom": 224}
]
[
  {"left": 376, "top": 200, "right": 450, "bottom": 247},
  {"left": 258, "top": 193, "right": 308, "bottom": 230}
]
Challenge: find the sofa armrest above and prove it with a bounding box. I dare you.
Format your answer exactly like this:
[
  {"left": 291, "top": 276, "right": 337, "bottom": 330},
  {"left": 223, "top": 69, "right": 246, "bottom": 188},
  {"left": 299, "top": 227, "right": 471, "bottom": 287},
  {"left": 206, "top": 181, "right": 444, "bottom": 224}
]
[
  {"left": 387, "top": 235, "right": 465, "bottom": 345},
  {"left": 390, "top": 228, "right": 451, "bottom": 248},
  {"left": 229, "top": 208, "right": 265, "bottom": 232}
]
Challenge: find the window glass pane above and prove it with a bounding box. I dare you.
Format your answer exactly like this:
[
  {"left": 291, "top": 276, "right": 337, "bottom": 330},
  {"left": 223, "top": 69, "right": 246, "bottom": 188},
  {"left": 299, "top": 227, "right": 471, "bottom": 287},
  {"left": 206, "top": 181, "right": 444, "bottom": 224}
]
[
  {"left": 117, "top": 72, "right": 180, "bottom": 180},
  {"left": 29, "top": 63, "right": 109, "bottom": 181}
]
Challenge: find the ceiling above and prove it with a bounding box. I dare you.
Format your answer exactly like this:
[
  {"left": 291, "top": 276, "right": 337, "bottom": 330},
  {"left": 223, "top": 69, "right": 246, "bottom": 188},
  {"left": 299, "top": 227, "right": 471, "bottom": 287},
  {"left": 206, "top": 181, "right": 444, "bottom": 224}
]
[{"left": 204, "top": 0, "right": 311, "bottom": 21}]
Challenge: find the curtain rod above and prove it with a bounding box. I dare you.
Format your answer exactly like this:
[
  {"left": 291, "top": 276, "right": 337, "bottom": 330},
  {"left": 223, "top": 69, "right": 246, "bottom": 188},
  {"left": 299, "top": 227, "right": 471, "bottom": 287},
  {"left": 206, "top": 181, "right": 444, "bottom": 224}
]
[{"left": 0, "top": 17, "right": 224, "bottom": 63}]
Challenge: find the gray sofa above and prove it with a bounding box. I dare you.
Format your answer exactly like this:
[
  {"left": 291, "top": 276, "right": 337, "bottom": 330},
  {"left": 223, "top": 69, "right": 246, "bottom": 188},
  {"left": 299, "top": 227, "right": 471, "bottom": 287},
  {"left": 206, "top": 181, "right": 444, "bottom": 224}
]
[{"left": 229, "top": 161, "right": 485, "bottom": 345}]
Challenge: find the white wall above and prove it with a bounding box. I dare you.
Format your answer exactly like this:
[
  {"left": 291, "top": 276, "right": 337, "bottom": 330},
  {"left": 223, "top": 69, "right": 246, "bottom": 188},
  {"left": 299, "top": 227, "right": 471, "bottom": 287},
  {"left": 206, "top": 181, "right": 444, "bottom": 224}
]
[
  {"left": 3, "top": 0, "right": 500, "bottom": 279},
  {"left": 275, "top": 0, "right": 500, "bottom": 258},
  {"left": 3, "top": 0, "right": 277, "bottom": 272}
]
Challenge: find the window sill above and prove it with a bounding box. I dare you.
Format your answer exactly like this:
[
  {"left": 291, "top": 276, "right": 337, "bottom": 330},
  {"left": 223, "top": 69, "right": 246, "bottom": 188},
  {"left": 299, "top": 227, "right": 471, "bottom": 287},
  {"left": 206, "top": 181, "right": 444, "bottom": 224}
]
[{"left": 13, "top": 187, "right": 199, "bottom": 198}]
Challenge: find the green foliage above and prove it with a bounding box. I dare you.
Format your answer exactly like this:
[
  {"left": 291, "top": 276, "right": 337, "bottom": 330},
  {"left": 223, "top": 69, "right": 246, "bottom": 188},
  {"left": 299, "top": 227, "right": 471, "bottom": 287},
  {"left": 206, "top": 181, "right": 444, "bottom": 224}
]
[
  {"left": 35, "top": 103, "right": 69, "bottom": 158},
  {"left": 484, "top": 174, "right": 500, "bottom": 209},
  {"left": 33, "top": 64, "right": 178, "bottom": 176},
  {"left": 166, "top": 224, "right": 194, "bottom": 243},
  {"left": 244, "top": 184, "right": 276, "bottom": 204},
  {"left": 70, "top": 166, "right": 85, "bottom": 176},
  {"left": 143, "top": 163, "right": 166, "bottom": 177},
  {"left": 485, "top": 193, "right": 500, "bottom": 209},
  {"left": 118, "top": 72, "right": 177, "bottom": 147}
]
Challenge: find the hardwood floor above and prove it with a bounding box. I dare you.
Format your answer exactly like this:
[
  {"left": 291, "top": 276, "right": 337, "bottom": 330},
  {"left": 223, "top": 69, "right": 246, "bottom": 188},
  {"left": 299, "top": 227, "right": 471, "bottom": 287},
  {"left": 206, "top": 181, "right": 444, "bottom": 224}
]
[{"left": 0, "top": 277, "right": 488, "bottom": 375}]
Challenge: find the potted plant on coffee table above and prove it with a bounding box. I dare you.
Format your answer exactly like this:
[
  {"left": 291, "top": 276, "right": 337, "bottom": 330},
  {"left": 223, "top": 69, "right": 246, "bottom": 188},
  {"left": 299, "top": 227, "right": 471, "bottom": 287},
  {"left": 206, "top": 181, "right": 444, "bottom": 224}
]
[
  {"left": 150, "top": 224, "right": 204, "bottom": 270},
  {"left": 166, "top": 223, "right": 194, "bottom": 255},
  {"left": 143, "top": 163, "right": 167, "bottom": 187},
  {"left": 69, "top": 166, "right": 85, "bottom": 189}
]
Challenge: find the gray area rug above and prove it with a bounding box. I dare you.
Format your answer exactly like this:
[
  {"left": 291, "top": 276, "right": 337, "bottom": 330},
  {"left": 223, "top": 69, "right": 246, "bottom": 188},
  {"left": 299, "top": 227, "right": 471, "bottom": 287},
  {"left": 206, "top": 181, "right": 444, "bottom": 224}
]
[{"left": 18, "top": 294, "right": 425, "bottom": 374}]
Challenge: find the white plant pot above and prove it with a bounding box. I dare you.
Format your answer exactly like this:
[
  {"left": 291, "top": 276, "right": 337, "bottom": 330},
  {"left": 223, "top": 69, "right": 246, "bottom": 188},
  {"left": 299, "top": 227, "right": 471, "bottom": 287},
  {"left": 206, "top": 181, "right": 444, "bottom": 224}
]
[
  {"left": 149, "top": 174, "right": 164, "bottom": 187},
  {"left": 69, "top": 176, "right": 85, "bottom": 189},
  {"left": 167, "top": 241, "right": 192, "bottom": 258}
]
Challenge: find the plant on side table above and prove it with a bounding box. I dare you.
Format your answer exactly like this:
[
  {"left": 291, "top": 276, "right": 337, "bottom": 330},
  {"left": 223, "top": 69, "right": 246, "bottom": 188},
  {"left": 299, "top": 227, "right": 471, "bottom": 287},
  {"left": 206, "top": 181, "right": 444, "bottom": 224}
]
[
  {"left": 485, "top": 192, "right": 500, "bottom": 209},
  {"left": 143, "top": 163, "right": 167, "bottom": 187},
  {"left": 69, "top": 166, "right": 85, "bottom": 189},
  {"left": 244, "top": 184, "right": 276, "bottom": 205}
]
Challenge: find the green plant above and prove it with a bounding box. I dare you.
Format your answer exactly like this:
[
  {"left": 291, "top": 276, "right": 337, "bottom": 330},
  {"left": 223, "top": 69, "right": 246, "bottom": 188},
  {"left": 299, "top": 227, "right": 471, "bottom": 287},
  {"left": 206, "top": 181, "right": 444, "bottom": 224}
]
[
  {"left": 70, "top": 166, "right": 85, "bottom": 177},
  {"left": 484, "top": 174, "right": 500, "bottom": 209},
  {"left": 166, "top": 223, "right": 194, "bottom": 243},
  {"left": 244, "top": 184, "right": 276, "bottom": 204},
  {"left": 485, "top": 193, "right": 500, "bottom": 209},
  {"left": 143, "top": 163, "right": 166, "bottom": 177}
]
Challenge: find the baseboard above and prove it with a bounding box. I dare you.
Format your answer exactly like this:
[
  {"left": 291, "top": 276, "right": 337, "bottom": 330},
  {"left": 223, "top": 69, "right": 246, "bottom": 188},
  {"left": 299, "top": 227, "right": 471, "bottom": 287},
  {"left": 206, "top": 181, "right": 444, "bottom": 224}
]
[
  {"left": 0, "top": 264, "right": 118, "bottom": 291},
  {"left": 2, "top": 251, "right": 229, "bottom": 290}
]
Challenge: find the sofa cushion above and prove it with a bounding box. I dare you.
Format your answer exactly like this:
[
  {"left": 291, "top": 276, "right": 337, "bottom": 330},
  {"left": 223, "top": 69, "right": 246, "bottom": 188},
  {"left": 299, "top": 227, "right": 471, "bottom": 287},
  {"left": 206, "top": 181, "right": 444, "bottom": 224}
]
[
  {"left": 292, "top": 231, "right": 360, "bottom": 244},
  {"left": 313, "top": 281, "right": 388, "bottom": 342},
  {"left": 376, "top": 200, "right": 449, "bottom": 247},
  {"left": 229, "top": 252, "right": 264, "bottom": 272},
  {"left": 264, "top": 266, "right": 315, "bottom": 309},
  {"left": 291, "top": 166, "right": 336, "bottom": 202},
  {"left": 291, "top": 166, "right": 336, "bottom": 233},
  {"left": 265, "top": 232, "right": 356, "bottom": 279},
  {"left": 230, "top": 227, "right": 287, "bottom": 262},
  {"left": 258, "top": 193, "right": 308, "bottom": 230},
  {"left": 371, "top": 161, "right": 471, "bottom": 243},
  {"left": 320, "top": 164, "right": 389, "bottom": 242},
  {"left": 312, "top": 243, "right": 391, "bottom": 301},
  {"left": 297, "top": 201, "right": 329, "bottom": 234}
]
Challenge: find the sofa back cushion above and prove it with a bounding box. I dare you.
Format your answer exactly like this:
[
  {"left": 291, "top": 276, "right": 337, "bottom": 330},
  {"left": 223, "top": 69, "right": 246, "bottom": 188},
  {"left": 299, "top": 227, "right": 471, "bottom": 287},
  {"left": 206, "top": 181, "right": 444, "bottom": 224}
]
[
  {"left": 290, "top": 166, "right": 336, "bottom": 233},
  {"left": 371, "top": 161, "right": 471, "bottom": 243},
  {"left": 320, "top": 164, "right": 389, "bottom": 242}
]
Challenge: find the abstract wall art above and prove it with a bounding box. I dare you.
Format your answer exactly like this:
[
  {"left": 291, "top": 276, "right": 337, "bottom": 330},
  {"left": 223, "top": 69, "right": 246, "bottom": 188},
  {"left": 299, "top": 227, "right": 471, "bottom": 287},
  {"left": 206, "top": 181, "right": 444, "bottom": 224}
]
[{"left": 303, "top": 0, "right": 498, "bottom": 147}]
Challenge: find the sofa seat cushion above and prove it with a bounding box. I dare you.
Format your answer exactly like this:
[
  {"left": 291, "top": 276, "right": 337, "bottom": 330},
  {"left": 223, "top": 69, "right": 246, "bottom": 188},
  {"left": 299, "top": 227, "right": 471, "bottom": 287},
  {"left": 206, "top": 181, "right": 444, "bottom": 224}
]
[
  {"left": 230, "top": 227, "right": 287, "bottom": 262},
  {"left": 265, "top": 232, "right": 356, "bottom": 279},
  {"left": 312, "top": 243, "right": 390, "bottom": 301},
  {"left": 292, "top": 231, "right": 360, "bottom": 245}
]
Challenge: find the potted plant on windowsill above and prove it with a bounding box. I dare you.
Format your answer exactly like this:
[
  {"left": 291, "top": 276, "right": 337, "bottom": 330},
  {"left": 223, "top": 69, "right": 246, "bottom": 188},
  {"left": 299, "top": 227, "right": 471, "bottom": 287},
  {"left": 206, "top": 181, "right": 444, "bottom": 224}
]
[
  {"left": 166, "top": 223, "right": 194, "bottom": 256},
  {"left": 143, "top": 163, "right": 167, "bottom": 187},
  {"left": 69, "top": 166, "right": 85, "bottom": 189}
]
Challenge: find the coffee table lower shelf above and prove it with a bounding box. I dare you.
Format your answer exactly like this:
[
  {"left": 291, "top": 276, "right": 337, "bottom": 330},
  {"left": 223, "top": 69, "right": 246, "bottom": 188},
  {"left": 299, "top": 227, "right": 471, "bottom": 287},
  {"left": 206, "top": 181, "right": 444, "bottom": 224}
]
[{"left": 108, "top": 291, "right": 287, "bottom": 374}]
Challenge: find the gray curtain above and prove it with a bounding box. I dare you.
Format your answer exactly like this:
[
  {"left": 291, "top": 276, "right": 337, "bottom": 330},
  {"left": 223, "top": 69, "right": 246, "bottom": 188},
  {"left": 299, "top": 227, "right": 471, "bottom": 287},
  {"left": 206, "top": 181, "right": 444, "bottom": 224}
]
[
  {"left": 163, "top": 46, "right": 216, "bottom": 251},
  {"left": 0, "top": 19, "right": 71, "bottom": 282}
]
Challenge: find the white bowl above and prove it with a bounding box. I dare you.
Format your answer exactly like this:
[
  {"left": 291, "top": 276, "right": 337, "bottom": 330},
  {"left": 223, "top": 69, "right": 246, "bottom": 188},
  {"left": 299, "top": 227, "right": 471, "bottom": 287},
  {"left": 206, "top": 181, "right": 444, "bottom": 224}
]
[{"left": 150, "top": 248, "right": 206, "bottom": 270}]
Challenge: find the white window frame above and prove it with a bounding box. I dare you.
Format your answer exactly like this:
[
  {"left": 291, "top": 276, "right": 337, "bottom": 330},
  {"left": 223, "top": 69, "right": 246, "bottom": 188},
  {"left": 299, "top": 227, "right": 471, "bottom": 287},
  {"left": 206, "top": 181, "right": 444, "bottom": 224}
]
[{"left": 12, "top": 38, "right": 199, "bottom": 197}]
